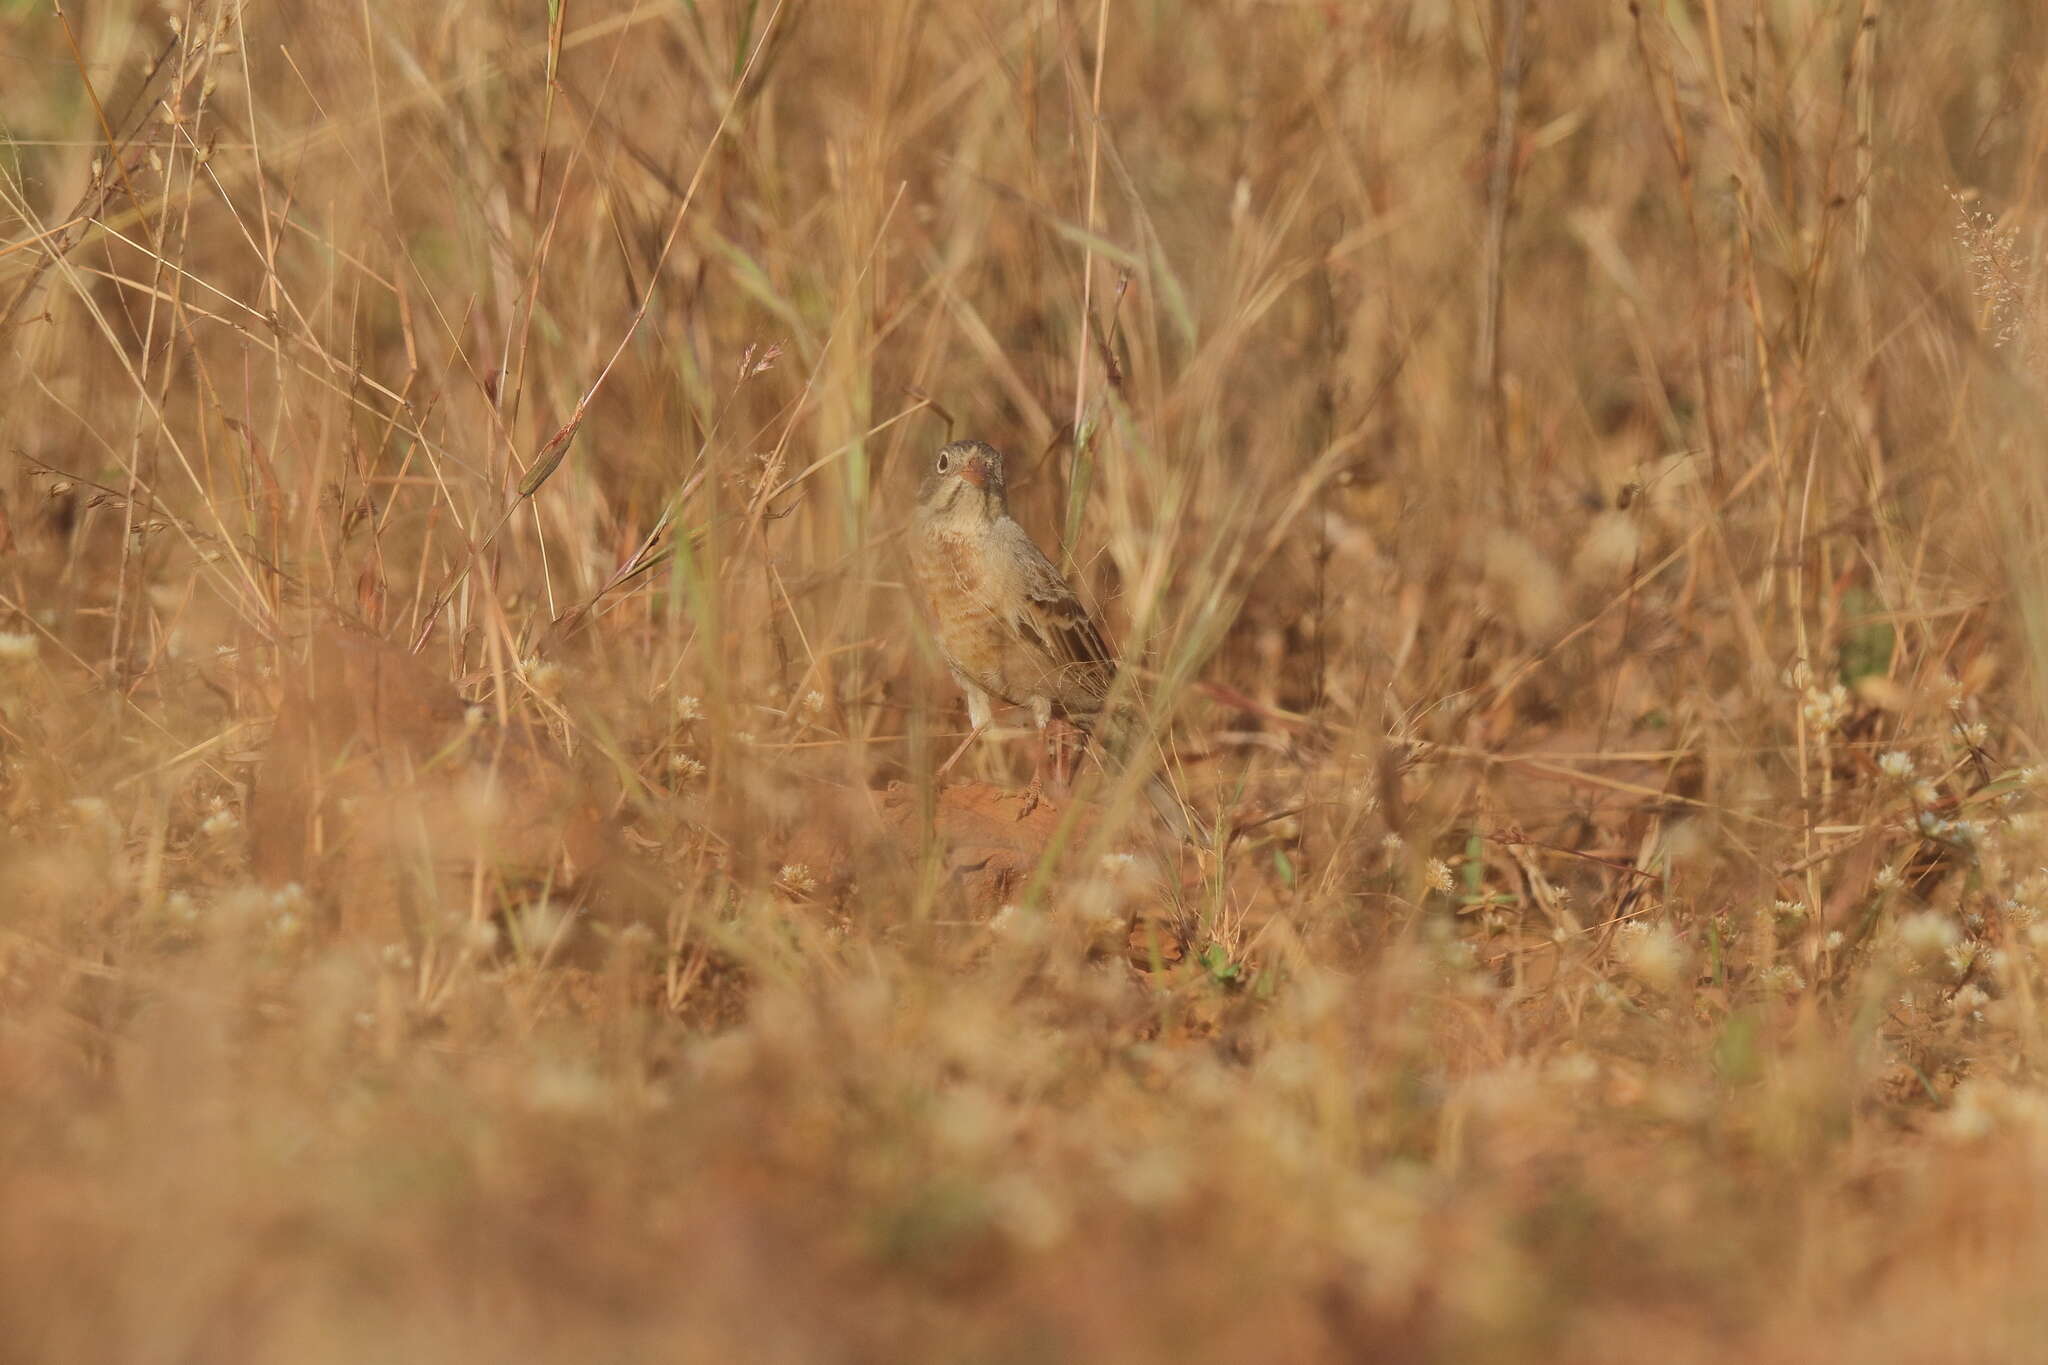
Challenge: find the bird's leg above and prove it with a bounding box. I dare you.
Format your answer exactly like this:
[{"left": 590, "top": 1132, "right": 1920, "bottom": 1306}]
[
  {"left": 1018, "top": 696, "right": 1057, "bottom": 820},
  {"left": 1048, "top": 716, "right": 1080, "bottom": 791},
  {"left": 934, "top": 684, "right": 996, "bottom": 783}
]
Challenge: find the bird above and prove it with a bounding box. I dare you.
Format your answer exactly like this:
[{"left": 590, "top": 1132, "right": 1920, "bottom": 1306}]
[{"left": 908, "top": 437, "right": 1204, "bottom": 844}]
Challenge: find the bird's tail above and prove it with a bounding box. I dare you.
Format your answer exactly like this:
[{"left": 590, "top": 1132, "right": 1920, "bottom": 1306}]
[
  {"left": 1142, "top": 771, "right": 1209, "bottom": 846},
  {"left": 1089, "top": 705, "right": 1208, "bottom": 846}
]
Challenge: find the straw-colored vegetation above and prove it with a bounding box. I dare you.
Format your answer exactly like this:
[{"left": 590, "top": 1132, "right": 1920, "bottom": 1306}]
[{"left": 6, "top": 0, "right": 2048, "bottom": 1358}]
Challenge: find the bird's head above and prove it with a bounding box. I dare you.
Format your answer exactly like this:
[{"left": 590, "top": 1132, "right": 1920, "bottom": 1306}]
[{"left": 916, "top": 439, "right": 1008, "bottom": 522}]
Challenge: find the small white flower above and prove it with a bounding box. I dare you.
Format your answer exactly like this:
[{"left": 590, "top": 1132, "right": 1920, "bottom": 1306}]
[
  {"left": 1619, "top": 923, "right": 1685, "bottom": 991},
  {"left": 1878, "top": 751, "right": 1916, "bottom": 779},
  {"left": 516, "top": 898, "right": 570, "bottom": 946},
  {"left": 1097, "top": 852, "right": 1140, "bottom": 877},
  {"left": 1898, "top": 910, "right": 1960, "bottom": 957},
  {"left": 778, "top": 863, "right": 817, "bottom": 894},
  {"left": 1801, "top": 683, "right": 1851, "bottom": 734},
  {"left": 0, "top": 631, "right": 39, "bottom": 663},
  {"left": 524, "top": 657, "right": 565, "bottom": 700},
  {"left": 1549, "top": 1052, "right": 1600, "bottom": 1086},
  {"left": 69, "top": 796, "right": 111, "bottom": 824},
  {"left": 199, "top": 805, "right": 240, "bottom": 839},
  {"left": 1756, "top": 963, "right": 1807, "bottom": 993},
  {"left": 1425, "top": 858, "right": 1455, "bottom": 894}
]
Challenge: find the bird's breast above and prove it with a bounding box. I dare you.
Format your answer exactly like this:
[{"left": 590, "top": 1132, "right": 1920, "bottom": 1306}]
[{"left": 913, "top": 527, "right": 1028, "bottom": 698}]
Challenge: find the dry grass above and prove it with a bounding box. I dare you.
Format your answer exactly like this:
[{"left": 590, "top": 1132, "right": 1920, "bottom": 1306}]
[{"left": 6, "top": 0, "right": 2048, "bottom": 1359}]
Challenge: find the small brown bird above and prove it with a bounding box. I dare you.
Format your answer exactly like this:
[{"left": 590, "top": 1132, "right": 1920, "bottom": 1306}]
[{"left": 909, "top": 438, "right": 1203, "bottom": 843}]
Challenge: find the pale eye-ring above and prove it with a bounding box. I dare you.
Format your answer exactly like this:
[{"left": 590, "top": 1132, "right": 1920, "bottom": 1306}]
[{"left": 935, "top": 450, "right": 951, "bottom": 474}]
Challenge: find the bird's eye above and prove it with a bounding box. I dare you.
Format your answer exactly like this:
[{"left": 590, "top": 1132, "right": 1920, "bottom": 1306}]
[{"left": 936, "top": 451, "right": 951, "bottom": 473}]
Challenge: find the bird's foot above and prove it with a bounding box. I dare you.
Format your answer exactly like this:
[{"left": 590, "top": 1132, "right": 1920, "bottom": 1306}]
[{"left": 1016, "top": 772, "right": 1056, "bottom": 821}]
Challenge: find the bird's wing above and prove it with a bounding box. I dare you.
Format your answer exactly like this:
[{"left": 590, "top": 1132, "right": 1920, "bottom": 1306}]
[{"left": 997, "top": 520, "right": 1118, "bottom": 702}]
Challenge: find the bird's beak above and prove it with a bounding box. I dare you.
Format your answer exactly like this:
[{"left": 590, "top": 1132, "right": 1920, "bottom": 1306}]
[{"left": 958, "top": 456, "right": 989, "bottom": 489}]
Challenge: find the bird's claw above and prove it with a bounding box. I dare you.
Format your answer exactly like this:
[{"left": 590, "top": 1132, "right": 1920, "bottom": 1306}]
[{"left": 1017, "top": 774, "right": 1055, "bottom": 820}]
